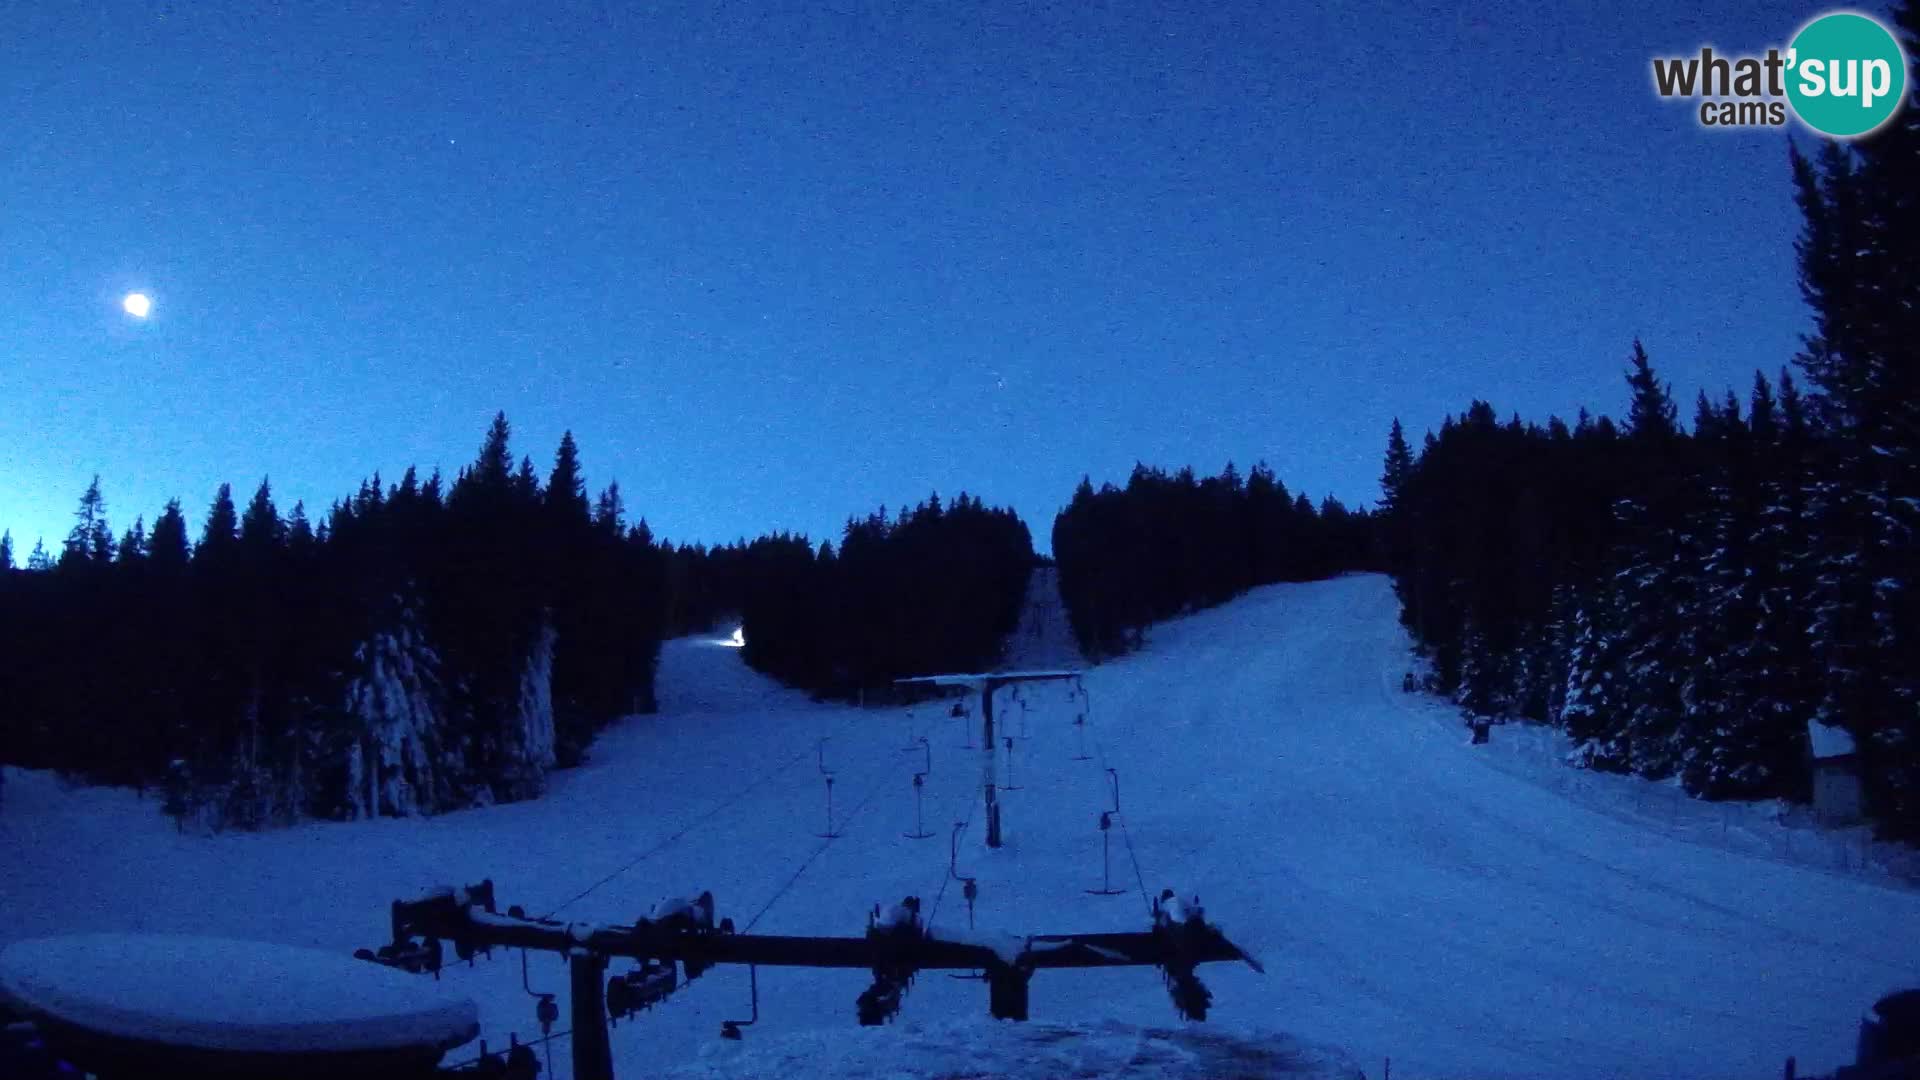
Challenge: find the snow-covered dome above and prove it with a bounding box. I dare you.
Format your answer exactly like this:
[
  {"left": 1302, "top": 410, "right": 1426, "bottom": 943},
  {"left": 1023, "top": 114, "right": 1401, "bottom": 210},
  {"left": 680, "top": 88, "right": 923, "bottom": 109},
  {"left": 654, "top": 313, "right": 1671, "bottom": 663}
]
[{"left": 0, "top": 934, "right": 478, "bottom": 1058}]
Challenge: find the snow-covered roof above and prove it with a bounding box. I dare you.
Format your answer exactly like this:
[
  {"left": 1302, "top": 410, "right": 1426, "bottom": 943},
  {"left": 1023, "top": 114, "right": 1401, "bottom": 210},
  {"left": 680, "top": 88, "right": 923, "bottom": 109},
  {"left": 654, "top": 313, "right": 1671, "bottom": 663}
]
[
  {"left": 0, "top": 934, "right": 478, "bottom": 1055},
  {"left": 1807, "top": 720, "right": 1858, "bottom": 760}
]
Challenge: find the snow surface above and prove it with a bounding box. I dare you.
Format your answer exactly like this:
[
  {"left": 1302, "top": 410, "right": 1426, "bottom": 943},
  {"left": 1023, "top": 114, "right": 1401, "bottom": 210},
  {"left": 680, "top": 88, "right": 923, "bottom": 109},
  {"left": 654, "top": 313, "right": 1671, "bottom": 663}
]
[
  {"left": 2, "top": 575, "right": 1916, "bottom": 1079},
  {"left": 1808, "top": 720, "right": 1858, "bottom": 760},
  {"left": 659, "top": 1017, "right": 1360, "bottom": 1079},
  {"left": 999, "top": 565, "right": 1088, "bottom": 672},
  {"left": 0, "top": 933, "right": 478, "bottom": 1053}
]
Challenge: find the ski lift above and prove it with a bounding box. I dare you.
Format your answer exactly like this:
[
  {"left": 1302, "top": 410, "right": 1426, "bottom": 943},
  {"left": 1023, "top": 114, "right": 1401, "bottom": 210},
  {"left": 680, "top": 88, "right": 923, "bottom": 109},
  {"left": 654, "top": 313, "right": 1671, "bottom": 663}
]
[
  {"left": 606, "top": 959, "right": 677, "bottom": 1023},
  {"left": 520, "top": 949, "right": 559, "bottom": 1035},
  {"left": 859, "top": 896, "right": 922, "bottom": 1025},
  {"left": 1087, "top": 811, "right": 1126, "bottom": 896},
  {"left": 354, "top": 937, "right": 441, "bottom": 977},
  {"left": 904, "top": 771, "right": 934, "bottom": 839},
  {"left": 469, "top": 1035, "right": 541, "bottom": 1080},
  {"left": 643, "top": 891, "right": 715, "bottom": 934},
  {"left": 1152, "top": 889, "right": 1216, "bottom": 1021},
  {"left": 720, "top": 965, "right": 759, "bottom": 1040}
]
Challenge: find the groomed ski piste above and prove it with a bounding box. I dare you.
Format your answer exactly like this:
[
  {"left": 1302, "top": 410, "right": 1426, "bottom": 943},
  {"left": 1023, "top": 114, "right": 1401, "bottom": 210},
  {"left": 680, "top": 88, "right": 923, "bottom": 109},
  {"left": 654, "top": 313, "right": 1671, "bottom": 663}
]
[{"left": 4, "top": 573, "right": 1918, "bottom": 1079}]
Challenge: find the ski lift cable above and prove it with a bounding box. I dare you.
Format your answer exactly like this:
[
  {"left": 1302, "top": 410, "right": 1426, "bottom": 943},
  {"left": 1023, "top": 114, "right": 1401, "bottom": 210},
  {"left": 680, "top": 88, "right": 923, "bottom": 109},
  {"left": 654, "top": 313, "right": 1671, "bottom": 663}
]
[
  {"left": 924, "top": 782, "right": 982, "bottom": 930},
  {"left": 1077, "top": 686, "right": 1153, "bottom": 913},
  {"left": 541, "top": 715, "right": 864, "bottom": 921},
  {"left": 742, "top": 772, "right": 891, "bottom": 933}
]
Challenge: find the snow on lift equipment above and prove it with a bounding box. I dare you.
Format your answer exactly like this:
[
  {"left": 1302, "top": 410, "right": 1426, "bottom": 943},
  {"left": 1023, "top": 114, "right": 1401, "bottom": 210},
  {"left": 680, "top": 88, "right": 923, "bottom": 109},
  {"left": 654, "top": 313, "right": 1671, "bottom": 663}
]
[
  {"left": 606, "top": 958, "right": 676, "bottom": 1024},
  {"left": 641, "top": 892, "right": 718, "bottom": 980},
  {"left": 365, "top": 877, "right": 1258, "bottom": 1080},
  {"left": 1153, "top": 888, "right": 1218, "bottom": 1021},
  {"left": 356, "top": 880, "right": 502, "bottom": 975},
  {"left": 858, "top": 896, "right": 924, "bottom": 1026}
]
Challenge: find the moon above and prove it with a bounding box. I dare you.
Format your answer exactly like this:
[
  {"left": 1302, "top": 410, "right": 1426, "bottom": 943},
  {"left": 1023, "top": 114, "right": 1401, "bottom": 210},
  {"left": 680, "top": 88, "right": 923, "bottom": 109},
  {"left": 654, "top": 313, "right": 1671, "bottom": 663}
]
[{"left": 122, "top": 293, "right": 152, "bottom": 318}]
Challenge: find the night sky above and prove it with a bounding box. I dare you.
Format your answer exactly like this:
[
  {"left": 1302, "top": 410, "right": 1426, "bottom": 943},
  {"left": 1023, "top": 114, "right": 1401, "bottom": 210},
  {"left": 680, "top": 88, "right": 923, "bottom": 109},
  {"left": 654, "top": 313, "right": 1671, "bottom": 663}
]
[{"left": 3, "top": 1, "right": 1842, "bottom": 556}]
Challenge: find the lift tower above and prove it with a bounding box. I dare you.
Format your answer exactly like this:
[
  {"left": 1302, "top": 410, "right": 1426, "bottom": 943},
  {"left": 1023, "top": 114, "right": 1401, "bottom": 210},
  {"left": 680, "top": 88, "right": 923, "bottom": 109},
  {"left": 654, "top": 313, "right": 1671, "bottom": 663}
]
[{"left": 895, "top": 670, "right": 1081, "bottom": 848}]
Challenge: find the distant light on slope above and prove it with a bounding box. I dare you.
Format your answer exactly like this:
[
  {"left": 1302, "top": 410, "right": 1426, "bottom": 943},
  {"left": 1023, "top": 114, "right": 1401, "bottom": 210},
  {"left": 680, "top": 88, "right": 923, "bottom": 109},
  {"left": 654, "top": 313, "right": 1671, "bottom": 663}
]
[
  {"left": 122, "top": 293, "right": 152, "bottom": 318},
  {"left": 727, "top": 627, "right": 746, "bottom": 648}
]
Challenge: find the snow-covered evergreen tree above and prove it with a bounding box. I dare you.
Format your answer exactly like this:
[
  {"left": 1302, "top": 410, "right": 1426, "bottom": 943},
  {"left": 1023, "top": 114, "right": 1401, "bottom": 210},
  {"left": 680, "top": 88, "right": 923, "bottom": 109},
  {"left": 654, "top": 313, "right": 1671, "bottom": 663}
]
[
  {"left": 1560, "top": 589, "right": 1626, "bottom": 768},
  {"left": 1604, "top": 346, "right": 1702, "bottom": 779},
  {"left": 340, "top": 598, "right": 455, "bottom": 819},
  {"left": 496, "top": 618, "right": 558, "bottom": 801}
]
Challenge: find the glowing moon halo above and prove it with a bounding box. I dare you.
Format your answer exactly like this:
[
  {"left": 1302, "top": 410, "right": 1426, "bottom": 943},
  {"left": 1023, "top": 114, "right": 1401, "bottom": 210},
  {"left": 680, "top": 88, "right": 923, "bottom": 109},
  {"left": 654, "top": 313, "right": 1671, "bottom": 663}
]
[{"left": 122, "top": 293, "right": 152, "bottom": 318}]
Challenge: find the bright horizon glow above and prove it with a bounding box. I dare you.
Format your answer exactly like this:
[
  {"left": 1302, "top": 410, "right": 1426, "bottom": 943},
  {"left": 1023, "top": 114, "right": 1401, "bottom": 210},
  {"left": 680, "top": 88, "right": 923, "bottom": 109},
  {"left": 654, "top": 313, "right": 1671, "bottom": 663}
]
[{"left": 121, "top": 293, "right": 151, "bottom": 318}]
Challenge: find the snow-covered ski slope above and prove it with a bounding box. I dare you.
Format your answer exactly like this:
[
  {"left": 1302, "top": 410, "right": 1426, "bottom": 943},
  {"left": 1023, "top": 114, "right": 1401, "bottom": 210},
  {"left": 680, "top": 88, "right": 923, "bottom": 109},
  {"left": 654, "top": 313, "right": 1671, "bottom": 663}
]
[
  {"left": 3, "top": 574, "right": 1917, "bottom": 1079},
  {"left": 999, "top": 564, "right": 1086, "bottom": 671}
]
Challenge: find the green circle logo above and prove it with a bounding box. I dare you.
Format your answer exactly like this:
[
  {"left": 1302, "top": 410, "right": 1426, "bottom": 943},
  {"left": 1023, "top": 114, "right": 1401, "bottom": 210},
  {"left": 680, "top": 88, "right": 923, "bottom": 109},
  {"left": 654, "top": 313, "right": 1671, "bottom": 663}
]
[{"left": 1786, "top": 12, "right": 1908, "bottom": 137}]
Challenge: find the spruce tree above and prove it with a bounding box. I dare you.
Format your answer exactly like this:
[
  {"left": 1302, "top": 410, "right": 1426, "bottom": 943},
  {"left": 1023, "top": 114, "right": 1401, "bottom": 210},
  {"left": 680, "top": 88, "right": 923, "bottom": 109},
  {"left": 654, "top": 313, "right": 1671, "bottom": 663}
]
[
  {"left": 1789, "top": 38, "right": 1920, "bottom": 834},
  {"left": 198, "top": 484, "right": 239, "bottom": 560},
  {"left": 0, "top": 530, "right": 12, "bottom": 571},
  {"left": 595, "top": 482, "right": 625, "bottom": 535},
  {"left": 1608, "top": 343, "right": 1699, "bottom": 778},
  {"left": 287, "top": 502, "right": 315, "bottom": 553},
  {"left": 1625, "top": 340, "right": 1679, "bottom": 440},
  {"left": 240, "top": 478, "right": 285, "bottom": 551},
  {"left": 514, "top": 456, "right": 541, "bottom": 502},
  {"left": 547, "top": 432, "right": 590, "bottom": 524},
  {"left": 117, "top": 517, "right": 147, "bottom": 564},
  {"left": 1561, "top": 584, "right": 1629, "bottom": 769},
  {"left": 149, "top": 500, "right": 191, "bottom": 571},
  {"left": 1380, "top": 419, "right": 1414, "bottom": 513},
  {"left": 63, "top": 475, "right": 113, "bottom": 568},
  {"left": 26, "top": 538, "right": 52, "bottom": 572},
  {"left": 476, "top": 412, "right": 514, "bottom": 489}
]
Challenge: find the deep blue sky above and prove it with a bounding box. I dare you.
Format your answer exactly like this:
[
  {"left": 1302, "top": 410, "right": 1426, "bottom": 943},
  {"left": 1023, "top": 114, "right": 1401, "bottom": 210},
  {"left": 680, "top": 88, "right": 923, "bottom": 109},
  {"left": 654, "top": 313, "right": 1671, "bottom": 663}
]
[{"left": 1, "top": 1, "right": 1851, "bottom": 556}]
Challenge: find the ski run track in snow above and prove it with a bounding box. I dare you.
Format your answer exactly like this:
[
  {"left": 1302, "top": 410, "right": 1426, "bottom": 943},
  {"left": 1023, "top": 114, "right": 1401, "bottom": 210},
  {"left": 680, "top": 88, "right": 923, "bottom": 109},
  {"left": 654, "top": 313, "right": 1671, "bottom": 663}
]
[{"left": 3, "top": 574, "right": 1917, "bottom": 1079}]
